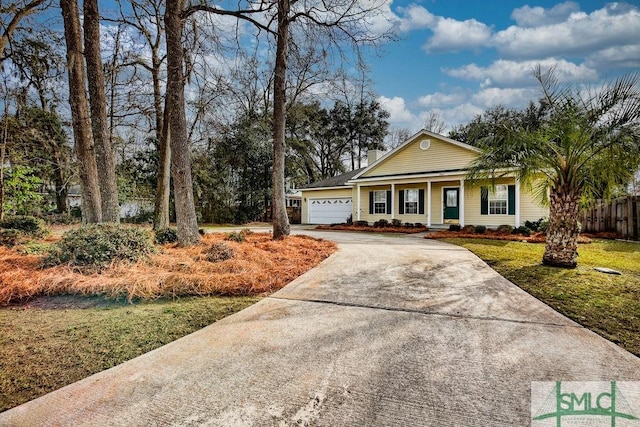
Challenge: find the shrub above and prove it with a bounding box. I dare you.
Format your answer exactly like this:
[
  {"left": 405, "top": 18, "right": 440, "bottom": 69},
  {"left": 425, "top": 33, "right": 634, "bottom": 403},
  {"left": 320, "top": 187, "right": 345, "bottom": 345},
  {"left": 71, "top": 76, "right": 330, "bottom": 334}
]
[
  {"left": 0, "top": 215, "right": 49, "bottom": 238},
  {"left": 496, "top": 224, "right": 514, "bottom": 234},
  {"left": 404, "top": 222, "right": 414, "bottom": 228},
  {"left": 373, "top": 219, "right": 389, "bottom": 228},
  {"left": 539, "top": 218, "right": 549, "bottom": 233},
  {"left": 354, "top": 220, "right": 369, "bottom": 227},
  {"left": 0, "top": 229, "right": 23, "bottom": 247},
  {"left": 225, "top": 231, "right": 246, "bottom": 242},
  {"left": 512, "top": 226, "right": 532, "bottom": 237},
  {"left": 346, "top": 214, "right": 353, "bottom": 225},
  {"left": 391, "top": 219, "right": 402, "bottom": 227},
  {"left": 524, "top": 218, "right": 543, "bottom": 232},
  {"left": 462, "top": 225, "right": 476, "bottom": 233},
  {"left": 205, "top": 241, "right": 235, "bottom": 262},
  {"left": 155, "top": 228, "right": 178, "bottom": 244},
  {"left": 414, "top": 223, "right": 424, "bottom": 228},
  {"left": 38, "top": 212, "right": 80, "bottom": 225},
  {"left": 448, "top": 224, "right": 461, "bottom": 232},
  {"left": 474, "top": 225, "right": 487, "bottom": 234},
  {"left": 47, "top": 224, "right": 155, "bottom": 270},
  {"left": 122, "top": 209, "right": 154, "bottom": 224}
]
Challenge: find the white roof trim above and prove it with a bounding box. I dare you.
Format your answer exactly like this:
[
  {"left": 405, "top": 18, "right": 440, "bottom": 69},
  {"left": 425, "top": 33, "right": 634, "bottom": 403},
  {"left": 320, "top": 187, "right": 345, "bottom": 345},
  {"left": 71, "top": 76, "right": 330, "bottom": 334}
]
[
  {"left": 351, "top": 129, "right": 481, "bottom": 181},
  {"left": 347, "top": 170, "right": 468, "bottom": 184},
  {"left": 301, "top": 185, "right": 353, "bottom": 191}
]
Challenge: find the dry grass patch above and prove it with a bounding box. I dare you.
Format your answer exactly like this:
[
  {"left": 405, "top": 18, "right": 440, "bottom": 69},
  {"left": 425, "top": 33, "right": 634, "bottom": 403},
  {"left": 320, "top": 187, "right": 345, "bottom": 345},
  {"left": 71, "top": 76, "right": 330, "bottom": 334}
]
[{"left": 0, "top": 233, "right": 336, "bottom": 305}]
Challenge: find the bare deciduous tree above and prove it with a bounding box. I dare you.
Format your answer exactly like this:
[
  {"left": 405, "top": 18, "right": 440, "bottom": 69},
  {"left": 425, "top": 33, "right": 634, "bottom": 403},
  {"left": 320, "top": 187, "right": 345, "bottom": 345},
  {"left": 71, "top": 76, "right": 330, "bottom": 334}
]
[
  {"left": 165, "top": 0, "right": 200, "bottom": 245},
  {"left": 84, "top": 0, "right": 120, "bottom": 222},
  {"left": 60, "top": 0, "right": 102, "bottom": 223}
]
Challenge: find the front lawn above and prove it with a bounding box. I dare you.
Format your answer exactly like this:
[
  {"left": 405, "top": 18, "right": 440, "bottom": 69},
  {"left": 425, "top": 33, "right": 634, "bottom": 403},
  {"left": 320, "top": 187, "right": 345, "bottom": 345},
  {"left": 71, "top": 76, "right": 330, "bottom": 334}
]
[
  {"left": 0, "top": 228, "right": 337, "bottom": 412},
  {"left": 0, "top": 296, "right": 258, "bottom": 412},
  {"left": 443, "top": 238, "right": 640, "bottom": 357}
]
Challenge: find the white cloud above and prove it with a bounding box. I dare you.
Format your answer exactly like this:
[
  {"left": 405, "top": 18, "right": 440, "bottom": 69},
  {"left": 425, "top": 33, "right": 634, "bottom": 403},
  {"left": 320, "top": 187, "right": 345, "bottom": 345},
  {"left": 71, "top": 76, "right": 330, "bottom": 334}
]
[
  {"left": 493, "top": 3, "right": 640, "bottom": 58},
  {"left": 472, "top": 87, "right": 538, "bottom": 108},
  {"left": 378, "top": 95, "right": 415, "bottom": 124},
  {"left": 444, "top": 58, "right": 599, "bottom": 87},
  {"left": 417, "top": 92, "right": 466, "bottom": 108},
  {"left": 398, "top": 4, "right": 436, "bottom": 32},
  {"left": 424, "top": 17, "right": 492, "bottom": 52},
  {"left": 586, "top": 44, "right": 640, "bottom": 70},
  {"left": 510, "top": 1, "right": 580, "bottom": 27}
]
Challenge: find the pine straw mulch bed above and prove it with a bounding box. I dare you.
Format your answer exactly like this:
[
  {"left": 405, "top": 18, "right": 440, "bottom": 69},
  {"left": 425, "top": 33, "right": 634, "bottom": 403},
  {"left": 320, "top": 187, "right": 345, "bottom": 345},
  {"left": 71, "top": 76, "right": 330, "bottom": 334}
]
[
  {"left": 0, "top": 233, "right": 336, "bottom": 305},
  {"left": 424, "top": 230, "right": 622, "bottom": 243},
  {"left": 315, "top": 224, "right": 428, "bottom": 234}
]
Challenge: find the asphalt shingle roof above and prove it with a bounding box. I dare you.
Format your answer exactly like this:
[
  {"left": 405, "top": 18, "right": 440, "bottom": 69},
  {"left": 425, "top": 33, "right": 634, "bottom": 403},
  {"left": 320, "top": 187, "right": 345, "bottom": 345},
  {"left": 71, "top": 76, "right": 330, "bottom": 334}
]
[{"left": 303, "top": 167, "right": 365, "bottom": 189}]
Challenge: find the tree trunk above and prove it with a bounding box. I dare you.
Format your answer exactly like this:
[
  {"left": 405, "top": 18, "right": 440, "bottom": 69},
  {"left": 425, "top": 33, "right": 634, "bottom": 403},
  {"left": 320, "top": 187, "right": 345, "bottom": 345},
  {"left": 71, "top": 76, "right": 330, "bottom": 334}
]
[
  {"left": 165, "top": 0, "right": 199, "bottom": 245},
  {"left": 60, "top": 0, "right": 102, "bottom": 223},
  {"left": 153, "top": 100, "right": 171, "bottom": 230},
  {"left": 271, "top": 0, "right": 291, "bottom": 240},
  {"left": 84, "top": 0, "right": 119, "bottom": 223},
  {"left": 542, "top": 185, "right": 581, "bottom": 268}
]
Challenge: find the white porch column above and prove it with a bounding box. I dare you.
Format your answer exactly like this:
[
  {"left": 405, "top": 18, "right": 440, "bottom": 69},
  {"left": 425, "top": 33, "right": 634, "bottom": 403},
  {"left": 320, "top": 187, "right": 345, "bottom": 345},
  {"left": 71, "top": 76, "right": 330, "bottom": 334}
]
[
  {"left": 391, "top": 183, "right": 395, "bottom": 219},
  {"left": 427, "top": 181, "right": 432, "bottom": 227},
  {"left": 459, "top": 179, "right": 465, "bottom": 227},
  {"left": 356, "top": 184, "right": 361, "bottom": 221},
  {"left": 515, "top": 178, "right": 521, "bottom": 227}
]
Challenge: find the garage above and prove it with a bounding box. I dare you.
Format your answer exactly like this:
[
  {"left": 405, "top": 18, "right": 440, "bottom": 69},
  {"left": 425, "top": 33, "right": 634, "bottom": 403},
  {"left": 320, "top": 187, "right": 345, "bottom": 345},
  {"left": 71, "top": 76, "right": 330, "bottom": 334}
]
[{"left": 308, "top": 197, "right": 352, "bottom": 224}]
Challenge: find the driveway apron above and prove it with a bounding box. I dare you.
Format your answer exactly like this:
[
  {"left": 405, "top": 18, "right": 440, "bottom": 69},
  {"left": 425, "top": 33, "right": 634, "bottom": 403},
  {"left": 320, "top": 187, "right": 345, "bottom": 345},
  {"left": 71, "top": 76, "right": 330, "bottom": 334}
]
[{"left": 1, "top": 230, "right": 639, "bottom": 426}]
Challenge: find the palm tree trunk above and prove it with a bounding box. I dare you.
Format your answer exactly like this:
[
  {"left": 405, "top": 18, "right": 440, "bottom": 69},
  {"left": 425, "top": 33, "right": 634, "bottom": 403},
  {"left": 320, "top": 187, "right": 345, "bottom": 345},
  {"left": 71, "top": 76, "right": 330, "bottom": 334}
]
[{"left": 543, "top": 185, "right": 581, "bottom": 268}]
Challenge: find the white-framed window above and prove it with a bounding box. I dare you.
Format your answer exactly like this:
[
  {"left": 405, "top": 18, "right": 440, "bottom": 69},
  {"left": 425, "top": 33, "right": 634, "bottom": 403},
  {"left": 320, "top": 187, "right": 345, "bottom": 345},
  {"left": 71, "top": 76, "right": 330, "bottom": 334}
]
[
  {"left": 405, "top": 189, "right": 418, "bottom": 214},
  {"left": 374, "top": 190, "right": 386, "bottom": 214},
  {"left": 489, "top": 184, "right": 508, "bottom": 215}
]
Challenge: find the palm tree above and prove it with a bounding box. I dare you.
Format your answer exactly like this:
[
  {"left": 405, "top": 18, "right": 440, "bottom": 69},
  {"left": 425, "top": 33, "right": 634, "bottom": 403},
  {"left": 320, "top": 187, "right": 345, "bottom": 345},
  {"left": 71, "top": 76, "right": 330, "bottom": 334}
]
[{"left": 468, "top": 67, "right": 640, "bottom": 268}]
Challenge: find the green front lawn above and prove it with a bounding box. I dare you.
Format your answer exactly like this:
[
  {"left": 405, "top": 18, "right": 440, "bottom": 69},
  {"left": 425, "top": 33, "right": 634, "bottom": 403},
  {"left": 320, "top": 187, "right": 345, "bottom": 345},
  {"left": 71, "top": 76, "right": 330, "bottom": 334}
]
[
  {"left": 443, "top": 238, "right": 640, "bottom": 357},
  {"left": 0, "top": 296, "right": 259, "bottom": 412}
]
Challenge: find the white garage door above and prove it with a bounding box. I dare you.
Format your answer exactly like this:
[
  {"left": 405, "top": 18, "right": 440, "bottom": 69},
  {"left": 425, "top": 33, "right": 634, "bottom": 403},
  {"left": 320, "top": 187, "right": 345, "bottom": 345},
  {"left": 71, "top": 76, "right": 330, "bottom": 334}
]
[{"left": 309, "top": 198, "right": 352, "bottom": 224}]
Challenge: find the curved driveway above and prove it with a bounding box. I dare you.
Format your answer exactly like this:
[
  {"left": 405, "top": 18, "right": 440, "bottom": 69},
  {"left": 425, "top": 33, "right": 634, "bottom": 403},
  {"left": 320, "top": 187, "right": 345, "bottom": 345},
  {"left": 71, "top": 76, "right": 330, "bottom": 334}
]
[{"left": 2, "top": 229, "right": 639, "bottom": 426}]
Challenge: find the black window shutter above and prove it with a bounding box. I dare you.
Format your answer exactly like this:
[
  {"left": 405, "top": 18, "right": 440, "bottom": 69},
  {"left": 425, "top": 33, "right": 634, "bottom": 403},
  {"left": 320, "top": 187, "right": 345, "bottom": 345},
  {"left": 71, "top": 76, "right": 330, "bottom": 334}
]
[
  {"left": 508, "top": 185, "right": 516, "bottom": 215},
  {"left": 399, "top": 190, "right": 405, "bottom": 214},
  {"left": 419, "top": 189, "right": 425, "bottom": 215},
  {"left": 369, "top": 191, "right": 374, "bottom": 214},
  {"left": 481, "top": 187, "right": 488, "bottom": 215},
  {"left": 386, "top": 190, "right": 392, "bottom": 214}
]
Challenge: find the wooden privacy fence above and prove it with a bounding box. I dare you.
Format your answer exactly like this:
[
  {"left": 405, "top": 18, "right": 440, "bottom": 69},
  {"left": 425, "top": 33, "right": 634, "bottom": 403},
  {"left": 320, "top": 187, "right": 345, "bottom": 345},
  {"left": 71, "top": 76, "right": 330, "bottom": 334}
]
[{"left": 581, "top": 196, "right": 639, "bottom": 240}]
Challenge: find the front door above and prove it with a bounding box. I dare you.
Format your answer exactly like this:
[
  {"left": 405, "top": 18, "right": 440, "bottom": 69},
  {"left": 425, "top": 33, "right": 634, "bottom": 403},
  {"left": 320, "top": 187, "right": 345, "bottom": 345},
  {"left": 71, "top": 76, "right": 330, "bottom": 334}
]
[{"left": 443, "top": 188, "right": 459, "bottom": 220}]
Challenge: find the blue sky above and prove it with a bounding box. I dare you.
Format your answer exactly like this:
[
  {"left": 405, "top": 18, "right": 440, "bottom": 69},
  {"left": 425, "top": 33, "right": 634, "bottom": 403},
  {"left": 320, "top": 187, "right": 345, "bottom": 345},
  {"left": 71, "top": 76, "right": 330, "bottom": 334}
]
[{"left": 365, "top": 0, "right": 640, "bottom": 131}]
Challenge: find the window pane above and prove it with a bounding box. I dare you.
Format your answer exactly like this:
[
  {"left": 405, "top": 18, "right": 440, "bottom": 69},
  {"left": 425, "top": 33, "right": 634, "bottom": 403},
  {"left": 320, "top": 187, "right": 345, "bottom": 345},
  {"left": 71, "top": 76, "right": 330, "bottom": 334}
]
[
  {"left": 406, "top": 203, "right": 418, "bottom": 214},
  {"left": 493, "top": 185, "right": 508, "bottom": 200},
  {"left": 446, "top": 190, "right": 457, "bottom": 207},
  {"left": 374, "top": 191, "right": 386, "bottom": 202},
  {"left": 406, "top": 189, "right": 418, "bottom": 202}
]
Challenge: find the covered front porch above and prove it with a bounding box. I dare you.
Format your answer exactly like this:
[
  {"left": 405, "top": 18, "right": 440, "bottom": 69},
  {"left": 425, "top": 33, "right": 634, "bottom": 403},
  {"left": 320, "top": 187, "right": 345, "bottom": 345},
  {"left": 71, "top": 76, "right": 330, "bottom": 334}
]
[{"left": 349, "top": 174, "right": 523, "bottom": 228}]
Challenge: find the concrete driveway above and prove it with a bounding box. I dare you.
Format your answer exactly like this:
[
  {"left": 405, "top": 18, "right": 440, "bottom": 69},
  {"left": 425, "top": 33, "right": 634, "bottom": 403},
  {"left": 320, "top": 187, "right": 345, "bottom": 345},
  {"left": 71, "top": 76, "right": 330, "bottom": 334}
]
[{"left": 1, "top": 230, "right": 639, "bottom": 426}]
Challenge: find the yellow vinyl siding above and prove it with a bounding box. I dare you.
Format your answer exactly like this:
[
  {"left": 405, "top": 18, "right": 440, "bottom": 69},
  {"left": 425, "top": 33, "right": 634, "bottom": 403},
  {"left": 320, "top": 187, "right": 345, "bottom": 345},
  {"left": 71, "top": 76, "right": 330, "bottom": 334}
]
[
  {"left": 301, "top": 188, "right": 353, "bottom": 224},
  {"left": 362, "top": 136, "right": 477, "bottom": 178},
  {"left": 464, "top": 179, "right": 549, "bottom": 227},
  {"left": 520, "top": 187, "right": 548, "bottom": 222}
]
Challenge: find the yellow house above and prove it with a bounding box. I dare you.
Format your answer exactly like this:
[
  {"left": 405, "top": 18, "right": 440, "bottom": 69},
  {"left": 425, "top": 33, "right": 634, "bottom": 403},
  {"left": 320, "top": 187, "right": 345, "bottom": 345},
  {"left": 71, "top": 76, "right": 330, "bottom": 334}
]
[{"left": 300, "top": 129, "right": 548, "bottom": 228}]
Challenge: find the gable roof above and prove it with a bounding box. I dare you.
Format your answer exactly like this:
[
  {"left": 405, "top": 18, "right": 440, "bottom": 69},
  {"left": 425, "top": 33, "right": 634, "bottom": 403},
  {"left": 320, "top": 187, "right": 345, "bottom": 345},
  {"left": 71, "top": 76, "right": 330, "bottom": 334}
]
[
  {"left": 352, "top": 129, "right": 481, "bottom": 180},
  {"left": 303, "top": 167, "right": 366, "bottom": 189}
]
